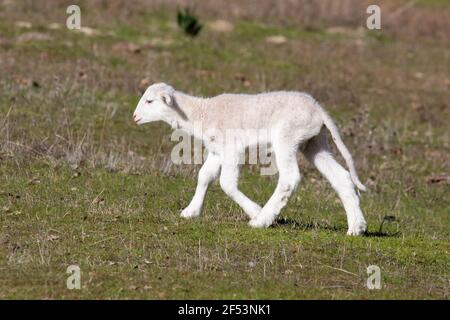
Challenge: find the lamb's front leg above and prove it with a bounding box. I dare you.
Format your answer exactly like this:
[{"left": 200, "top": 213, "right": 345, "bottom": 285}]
[
  {"left": 219, "top": 162, "right": 262, "bottom": 220},
  {"left": 181, "top": 154, "right": 221, "bottom": 218}
]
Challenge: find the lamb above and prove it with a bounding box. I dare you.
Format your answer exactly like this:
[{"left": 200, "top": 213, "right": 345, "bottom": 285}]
[{"left": 133, "top": 83, "right": 367, "bottom": 235}]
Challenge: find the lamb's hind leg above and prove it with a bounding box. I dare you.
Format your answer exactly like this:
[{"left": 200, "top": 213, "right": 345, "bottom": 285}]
[
  {"left": 181, "top": 153, "right": 221, "bottom": 218},
  {"left": 249, "top": 143, "right": 301, "bottom": 228},
  {"left": 303, "top": 130, "right": 367, "bottom": 235}
]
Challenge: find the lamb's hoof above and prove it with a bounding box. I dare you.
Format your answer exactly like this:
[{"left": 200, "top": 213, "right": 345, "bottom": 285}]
[
  {"left": 180, "top": 207, "right": 200, "bottom": 219},
  {"left": 249, "top": 216, "right": 273, "bottom": 228},
  {"left": 346, "top": 221, "right": 367, "bottom": 236}
]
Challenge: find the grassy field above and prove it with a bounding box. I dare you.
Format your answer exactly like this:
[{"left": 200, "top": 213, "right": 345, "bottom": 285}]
[{"left": 0, "top": 0, "right": 449, "bottom": 299}]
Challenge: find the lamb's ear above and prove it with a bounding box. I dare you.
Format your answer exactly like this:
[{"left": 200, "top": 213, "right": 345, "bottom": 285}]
[{"left": 161, "top": 92, "right": 173, "bottom": 106}]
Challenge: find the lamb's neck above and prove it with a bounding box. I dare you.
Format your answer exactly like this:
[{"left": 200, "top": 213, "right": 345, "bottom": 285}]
[{"left": 171, "top": 91, "right": 207, "bottom": 137}]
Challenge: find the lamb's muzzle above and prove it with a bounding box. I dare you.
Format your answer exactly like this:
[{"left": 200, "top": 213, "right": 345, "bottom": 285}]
[{"left": 133, "top": 82, "right": 367, "bottom": 236}]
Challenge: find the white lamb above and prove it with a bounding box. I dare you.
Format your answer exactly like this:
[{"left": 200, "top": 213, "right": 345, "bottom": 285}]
[{"left": 133, "top": 83, "right": 367, "bottom": 235}]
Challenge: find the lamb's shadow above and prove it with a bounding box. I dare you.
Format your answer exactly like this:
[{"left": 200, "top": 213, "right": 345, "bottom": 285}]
[
  {"left": 275, "top": 218, "right": 400, "bottom": 238},
  {"left": 275, "top": 218, "right": 343, "bottom": 232},
  {"left": 363, "top": 230, "right": 400, "bottom": 238}
]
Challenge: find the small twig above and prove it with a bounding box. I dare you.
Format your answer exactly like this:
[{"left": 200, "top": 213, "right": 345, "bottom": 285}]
[
  {"left": 320, "top": 264, "right": 358, "bottom": 277},
  {"left": 4, "top": 141, "right": 46, "bottom": 156},
  {"left": 91, "top": 189, "right": 105, "bottom": 205},
  {"left": 88, "top": 236, "right": 118, "bottom": 247},
  {"left": 0, "top": 104, "right": 14, "bottom": 130}
]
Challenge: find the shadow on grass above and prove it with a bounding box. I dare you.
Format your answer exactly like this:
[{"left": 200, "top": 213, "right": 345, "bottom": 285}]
[
  {"left": 364, "top": 230, "right": 401, "bottom": 238},
  {"left": 275, "top": 217, "right": 342, "bottom": 232},
  {"left": 275, "top": 218, "right": 401, "bottom": 238}
]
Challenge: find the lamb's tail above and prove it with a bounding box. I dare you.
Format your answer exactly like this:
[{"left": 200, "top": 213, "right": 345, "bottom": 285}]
[{"left": 321, "top": 109, "right": 367, "bottom": 192}]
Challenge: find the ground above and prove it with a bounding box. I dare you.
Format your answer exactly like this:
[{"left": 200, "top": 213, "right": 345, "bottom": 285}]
[{"left": 0, "top": 1, "right": 449, "bottom": 299}]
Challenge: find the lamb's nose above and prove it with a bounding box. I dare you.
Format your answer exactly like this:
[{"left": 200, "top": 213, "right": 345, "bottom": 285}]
[{"left": 133, "top": 114, "right": 142, "bottom": 124}]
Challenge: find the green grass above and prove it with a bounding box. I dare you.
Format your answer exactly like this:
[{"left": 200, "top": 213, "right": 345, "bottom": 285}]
[
  {"left": 0, "top": 3, "right": 449, "bottom": 299},
  {"left": 416, "top": 0, "right": 450, "bottom": 7},
  {"left": 0, "top": 163, "right": 448, "bottom": 299}
]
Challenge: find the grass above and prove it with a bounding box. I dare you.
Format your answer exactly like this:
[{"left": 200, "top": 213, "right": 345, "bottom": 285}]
[
  {"left": 1, "top": 162, "right": 448, "bottom": 299},
  {"left": 0, "top": 1, "right": 449, "bottom": 299}
]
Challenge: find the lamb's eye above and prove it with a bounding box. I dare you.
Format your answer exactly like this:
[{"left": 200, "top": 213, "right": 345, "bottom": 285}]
[{"left": 146, "top": 99, "right": 154, "bottom": 104}]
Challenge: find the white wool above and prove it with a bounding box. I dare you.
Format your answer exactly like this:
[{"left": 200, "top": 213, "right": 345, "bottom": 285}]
[{"left": 133, "top": 83, "right": 367, "bottom": 235}]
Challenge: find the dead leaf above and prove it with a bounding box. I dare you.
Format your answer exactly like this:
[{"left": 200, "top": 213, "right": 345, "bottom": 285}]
[
  {"left": 426, "top": 174, "right": 450, "bottom": 185},
  {"left": 46, "top": 234, "right": 59, "bottom": 241},
  {"left": 265, "top": 35, "right": 287, "bottom": 44},
  {"left": 390, "top": 147, "right": 403, "bottom": 156},
  {"left": 138, "top": 77, "right": 152, "bottom": 93},
  {"left": 78, "top": 71, "right": 88, "bottom": 81},
  {"left": 234, "top": 73, "right": 252, "bottom": 87},
  {"left": 2, "top": 206, "right": 12, "bottom": 214},
  {"left": 92, "top": 197, "right": 105, "bottom": 205},
  {"left": 88, "top": 271, "right": 97, "bottom": 283},
  {"left": 77, "top": 27, "right": 100, "bottom": 37},
  {"left": 27, "top": 177, "right": 41, "bottom": 185},
  {"left": 0, "top": 236, "right": 9, "bottom": 245},
  {"left": 47, "top": 23, "right": 62, "bottom": 30},
  {"left": 414, "top": 72, "right": 424, "bottom": 79},
  {"left": 112, "top": 42, "right": 141, "bottom": 54},
  {"left": 12, "top": 75, "right": 40, "bottom": 88},
  {"left": 15, "top": 21, "right": 32, "bottom": 29},
  {"left": 209, "top": 20, "right": 234, "bottom": 32},
  {"left": 72, "top": 171, "right": 81, "bottom": 178}
]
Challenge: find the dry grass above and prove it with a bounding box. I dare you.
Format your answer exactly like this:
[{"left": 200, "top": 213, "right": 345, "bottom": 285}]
[{"left": 4, "top": 0, "right": 450, "bottom": 41}]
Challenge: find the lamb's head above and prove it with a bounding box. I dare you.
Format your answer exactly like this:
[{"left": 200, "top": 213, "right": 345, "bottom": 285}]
[{"left": 133, "top": 82, "right": 175, "bottom": 125}]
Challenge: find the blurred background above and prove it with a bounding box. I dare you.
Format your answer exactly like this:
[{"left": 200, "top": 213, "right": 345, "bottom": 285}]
[{"left": 0, "top": 0, "right": 448, "bottom": 299}]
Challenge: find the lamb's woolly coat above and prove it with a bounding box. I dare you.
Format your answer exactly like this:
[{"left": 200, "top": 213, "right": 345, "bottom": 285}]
[{"left": 133, "top": 83, "right": 367, "bottom": 235}]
